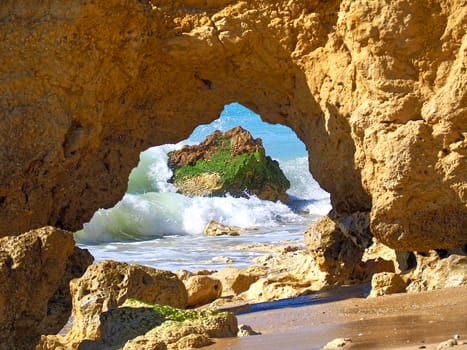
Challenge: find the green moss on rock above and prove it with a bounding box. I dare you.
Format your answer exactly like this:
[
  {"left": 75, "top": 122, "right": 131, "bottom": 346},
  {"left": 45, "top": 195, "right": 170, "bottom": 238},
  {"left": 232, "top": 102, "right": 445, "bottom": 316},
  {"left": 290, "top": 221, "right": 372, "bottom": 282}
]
[
  {"left": 126, "top": 298, "right": 226, "bottom": 322},
  {"left": 168, "top": 126, "right": 290, "bottom": 202},
  {"left": 96, "top": 299, "right": 238, "bottom": 349}
]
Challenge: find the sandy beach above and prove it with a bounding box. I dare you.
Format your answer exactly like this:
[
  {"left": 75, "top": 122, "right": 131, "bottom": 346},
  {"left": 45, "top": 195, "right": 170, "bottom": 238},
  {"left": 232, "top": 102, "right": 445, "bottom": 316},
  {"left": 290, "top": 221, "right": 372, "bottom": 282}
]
[{"left": 207, "top": 285, "right": 467, "bottom": 350}]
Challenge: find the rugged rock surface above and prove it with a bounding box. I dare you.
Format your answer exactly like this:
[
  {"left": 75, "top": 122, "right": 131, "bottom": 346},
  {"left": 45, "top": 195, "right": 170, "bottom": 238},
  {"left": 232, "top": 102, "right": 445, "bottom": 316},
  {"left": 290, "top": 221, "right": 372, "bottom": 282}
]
[
  {"left": 177, "top": 272, "right": 223, "bottom": 307},
  {"left": 368, "top": 272, "right": 407, "bottom": 297},
  {"left": 39, "top": 299, "right": 237, "bottom": 350},
  {"left": 405, "top": 250, "right": 467, "bottom": 292},
  {"left": 352, "top": 240, "right": 396, "bottom": 281},
  {"left": 204, "top": 220, "right": 242, "bottom": 236},
  {"left": 53, "top": 260, "right": 188, "bottom": 348},
  {"left": 168, "top": 126, "right": 290, "bottom": 202},
  {"left": 212, "top": 244, "right": 328, "bottom": 302},
  {"left": 212, "top": 266, "right": 261, "bottom": 296},
  {"left": 1, "top": 0, "right": 465, "bottom": 252},
  {"left": 304, "top": 212, "right": 373, "bottom": 284},
  {"left": 0, "top": 227, "right": 92, "bottom": 350}
]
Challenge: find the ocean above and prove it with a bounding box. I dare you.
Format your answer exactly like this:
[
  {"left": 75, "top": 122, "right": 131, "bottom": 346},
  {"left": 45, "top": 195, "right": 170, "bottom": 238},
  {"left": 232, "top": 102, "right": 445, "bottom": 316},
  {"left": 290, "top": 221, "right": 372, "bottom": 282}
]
[{"left": 74, "top": 103, "right": 331, "bottom": 271}]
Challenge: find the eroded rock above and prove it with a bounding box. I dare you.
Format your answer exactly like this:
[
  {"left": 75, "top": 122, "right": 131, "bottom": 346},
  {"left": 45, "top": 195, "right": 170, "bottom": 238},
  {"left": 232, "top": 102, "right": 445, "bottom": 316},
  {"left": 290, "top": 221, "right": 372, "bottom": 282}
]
[
  {"left": 240, "top": 276, "right": 312, "bottom": 302},
  {"left": 40, "top": 299, "right": 237, "bottom": 350},
  {"left": 48, "top": 260, "right": 187, "bottom": 347},
  {"left": 0, "top": 0, "right": 465, "bottom": 255},
  {"left": 406, "top": 251, "right": 467, "bottom": 293},
  {"left": 352, "top": 239, "right": 397, "bottom": 281},
  {"left": 0, "top": 226, "right": 92, "bottom": 350},
  {"left": 368, "top": 272, "right": 407, "bottom": 297},
  {"left": 236, "top": 247, "right": 326, "bottom": 302},
  {"left": 40, "top": 245, "right": 94, "bottom": 337},
  {"left": 184, "top": 275, "right": 223, "bottom": 307},
  {"left": 204, "top": 220, "right": 242, "bottom": 237},
  {"left": 212, "top": 266, "right": 261, "bottom": 296},
  {"left": 304, "top": 212, "right": 373, "bottom": 284}
]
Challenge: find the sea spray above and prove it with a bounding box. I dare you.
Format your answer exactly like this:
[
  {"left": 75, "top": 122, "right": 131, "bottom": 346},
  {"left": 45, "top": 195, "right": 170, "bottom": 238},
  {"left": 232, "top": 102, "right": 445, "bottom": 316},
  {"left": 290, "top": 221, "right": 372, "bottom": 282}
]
[
  {"left": 280, "top": 157, "right": 331, "bottom": 215},
  {"left": 127, "top": 144, "right": 178, "bottom": 194},
  {"left": 75, "top": 191, "right": 305, "bottom": 244},
  {"left": 75, "top": 103, "right": 331, "bottom": 269},
  {"left": 75, "top": 144, "right": 329, "bottom": 244}
]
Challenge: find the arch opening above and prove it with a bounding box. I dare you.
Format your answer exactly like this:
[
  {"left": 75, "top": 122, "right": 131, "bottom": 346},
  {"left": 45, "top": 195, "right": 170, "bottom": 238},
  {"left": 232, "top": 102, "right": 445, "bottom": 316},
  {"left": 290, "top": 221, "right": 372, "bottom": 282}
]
[{"left": 75, "top": 103, "right": 330, "bottom": 271}]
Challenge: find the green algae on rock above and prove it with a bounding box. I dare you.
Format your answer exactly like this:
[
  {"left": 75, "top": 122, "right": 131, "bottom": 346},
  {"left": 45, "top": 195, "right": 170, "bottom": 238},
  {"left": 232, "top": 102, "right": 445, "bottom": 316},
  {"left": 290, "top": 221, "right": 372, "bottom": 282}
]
[
  {"left": 168, "top": 126, "right": 290, "bottom": 203},
  {"left": 86, "top": 299, "right": 238, "bottom": 350},
  {"left": 38, "top": 296, "right": 237, "bottom": 350}
]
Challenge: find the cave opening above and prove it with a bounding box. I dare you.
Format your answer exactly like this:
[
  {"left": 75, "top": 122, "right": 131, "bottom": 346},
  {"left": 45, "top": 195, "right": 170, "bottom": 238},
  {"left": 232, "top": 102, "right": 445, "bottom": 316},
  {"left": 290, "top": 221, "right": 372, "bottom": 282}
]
[{"left": 74, "top": 102, "right": 330, "bottom": 271}]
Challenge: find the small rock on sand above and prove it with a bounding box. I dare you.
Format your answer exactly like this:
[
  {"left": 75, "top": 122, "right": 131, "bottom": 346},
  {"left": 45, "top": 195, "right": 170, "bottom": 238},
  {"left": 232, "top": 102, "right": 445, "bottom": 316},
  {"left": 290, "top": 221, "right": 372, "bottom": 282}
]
[
  {"left": 237, "top": 324, "right": 261, "bottom": 337},
  {"left": 437, "top": 335, "right": 467, "bottom": 349},
  {"left": 324, "top": 337, "right": 352, "bottom": 348}
]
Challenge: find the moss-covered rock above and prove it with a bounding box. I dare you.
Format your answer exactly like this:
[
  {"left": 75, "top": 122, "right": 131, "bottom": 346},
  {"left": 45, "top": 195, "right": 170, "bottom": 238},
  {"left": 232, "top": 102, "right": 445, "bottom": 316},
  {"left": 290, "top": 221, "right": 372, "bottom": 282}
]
[
  {"left": 92, "top": 299, "right": 237, "bottom": 350},
  {"left": 38, "top": 299, "right": 238, "bottom": 350},
  {"left": 168, "top": 126, "right": 290, "bottom": 202}
]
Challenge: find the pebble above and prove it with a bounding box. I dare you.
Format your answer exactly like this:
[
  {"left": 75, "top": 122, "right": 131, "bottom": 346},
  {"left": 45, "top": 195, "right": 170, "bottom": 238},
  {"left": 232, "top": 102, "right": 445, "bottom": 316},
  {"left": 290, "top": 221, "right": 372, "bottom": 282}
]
[
  {"left": 237, "top": 324, "right": 261, "bottom": 337},
  {"left": 323, "top": 337, "right": 352, "bottom": 349}
]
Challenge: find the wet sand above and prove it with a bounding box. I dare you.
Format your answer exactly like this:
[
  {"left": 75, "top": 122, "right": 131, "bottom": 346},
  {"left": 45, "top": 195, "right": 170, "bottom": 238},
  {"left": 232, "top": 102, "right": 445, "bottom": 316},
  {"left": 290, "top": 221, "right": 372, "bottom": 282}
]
[{"left": 207, "top": 285, "right": 467, "bottom": 350}]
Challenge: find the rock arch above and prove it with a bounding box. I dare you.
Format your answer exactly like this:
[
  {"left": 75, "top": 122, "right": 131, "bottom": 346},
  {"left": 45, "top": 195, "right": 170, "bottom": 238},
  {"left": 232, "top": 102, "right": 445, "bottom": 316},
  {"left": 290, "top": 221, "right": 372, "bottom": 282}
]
[{"left": 0, "top": 0, "right": 465, "bottom": 251}]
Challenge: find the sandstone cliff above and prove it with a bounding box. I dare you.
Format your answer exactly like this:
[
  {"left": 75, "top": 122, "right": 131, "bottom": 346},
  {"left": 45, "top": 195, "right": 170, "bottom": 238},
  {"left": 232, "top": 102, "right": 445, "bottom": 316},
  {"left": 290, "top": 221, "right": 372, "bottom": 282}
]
[{"left": 0, "top": 0, "right": 465, "bottom": 251}]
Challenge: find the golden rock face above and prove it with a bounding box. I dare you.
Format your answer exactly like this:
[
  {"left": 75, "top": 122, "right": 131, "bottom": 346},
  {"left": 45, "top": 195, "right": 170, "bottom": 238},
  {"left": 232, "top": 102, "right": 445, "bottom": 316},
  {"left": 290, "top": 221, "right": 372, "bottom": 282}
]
[
  {"left": 0, "top": 0, "right": 465, "bottom": 250},
  {"left": 0, "top": 226, "right": 92, "bottom": 348}
]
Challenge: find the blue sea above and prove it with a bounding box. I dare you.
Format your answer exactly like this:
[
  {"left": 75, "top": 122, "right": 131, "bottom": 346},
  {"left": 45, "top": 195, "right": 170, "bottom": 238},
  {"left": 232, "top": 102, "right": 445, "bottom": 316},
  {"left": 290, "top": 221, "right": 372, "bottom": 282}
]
[{"left": 75, "top": 103, "right": 331, "bottom": 271}]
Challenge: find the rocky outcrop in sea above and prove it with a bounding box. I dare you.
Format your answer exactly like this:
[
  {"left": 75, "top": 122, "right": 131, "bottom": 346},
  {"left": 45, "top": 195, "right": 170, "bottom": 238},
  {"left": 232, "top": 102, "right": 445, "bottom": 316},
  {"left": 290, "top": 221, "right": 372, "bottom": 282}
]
[{"left": 168, "top": 126, "right": 290, "bottom": 202}]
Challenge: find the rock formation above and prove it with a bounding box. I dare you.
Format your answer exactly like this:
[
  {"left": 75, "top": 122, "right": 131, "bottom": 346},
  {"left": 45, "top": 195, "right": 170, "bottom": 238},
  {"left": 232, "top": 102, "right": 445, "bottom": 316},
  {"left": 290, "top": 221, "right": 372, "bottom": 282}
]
[
  {"left": 368, "top": 272, "right": 407, "bottom": 297},
  {"left": 39, "top": 299, "right": 238, "bottom": 350},
  {"left": 212, "top": 244, "right": 328, "bottom": 302},
  {"left": 176, "top": 271, "right": 223, "bottom": 307},
  {"left": 212, "top": 266, "right": 261, "bottom": 296},
  {"left": 405, "top": 250, "right": 467, "bottom": 292},
  {"left": 0, "top": 1, "right": 465, "bottom": 252},
  {"left": 60, "top": 260, "right": 187, "bottom": 346},
  {"left": 38, "top": 261, "right": 239, "bottom": 349},
  {"left": 304, "top": 212, "right": 373, "bottom": 284},
  {"left": 168, "top": 126, "right": 290, "bottom": 202},
  {"left": 0, "top": 227, "right": 92, "bottom": 350},
  {"left": 204, "top": 220, "right": 242, "bottom": 236}
]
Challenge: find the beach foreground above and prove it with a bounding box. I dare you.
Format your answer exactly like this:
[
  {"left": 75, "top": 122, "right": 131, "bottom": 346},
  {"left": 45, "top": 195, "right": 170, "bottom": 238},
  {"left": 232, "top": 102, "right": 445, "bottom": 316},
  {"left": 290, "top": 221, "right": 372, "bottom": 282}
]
[{"left": 207, "top": 285, "right": 467, "bottom": 350}]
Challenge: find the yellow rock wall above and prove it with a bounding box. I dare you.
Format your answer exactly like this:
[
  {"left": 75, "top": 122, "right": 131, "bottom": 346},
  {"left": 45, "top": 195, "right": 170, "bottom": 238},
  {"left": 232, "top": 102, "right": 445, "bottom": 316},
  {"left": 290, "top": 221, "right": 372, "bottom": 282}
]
[{"left": 0, "top": 0, "right": 465, "bottom": 250}]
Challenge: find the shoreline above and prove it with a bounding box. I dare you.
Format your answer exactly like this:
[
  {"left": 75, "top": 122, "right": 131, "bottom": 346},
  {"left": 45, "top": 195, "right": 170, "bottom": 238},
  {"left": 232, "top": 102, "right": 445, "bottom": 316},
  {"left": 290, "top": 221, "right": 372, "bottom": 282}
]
[{"left": 207, "top": 285, "right": 467, "bottom": 350}]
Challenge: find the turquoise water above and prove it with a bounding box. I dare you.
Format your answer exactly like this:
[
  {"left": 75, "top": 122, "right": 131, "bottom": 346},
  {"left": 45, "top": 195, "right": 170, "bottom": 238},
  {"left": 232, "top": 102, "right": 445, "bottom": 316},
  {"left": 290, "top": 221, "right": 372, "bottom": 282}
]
[
  {"left": 75, "top": 103, "right": 330, "bottom": 271},
  {"left": 190, "top": 103, "right": 307, "bottom": 160}
]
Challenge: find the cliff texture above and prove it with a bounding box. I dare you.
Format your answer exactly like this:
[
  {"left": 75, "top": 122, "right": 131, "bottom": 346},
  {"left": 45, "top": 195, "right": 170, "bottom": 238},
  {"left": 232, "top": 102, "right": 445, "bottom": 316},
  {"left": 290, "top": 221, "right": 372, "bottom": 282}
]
[
  {"left": 0, "top": 0, "right": 465, "bottom": 250},
  {"left": 0, "top": 227, "right": 92, "bottom": 350}
]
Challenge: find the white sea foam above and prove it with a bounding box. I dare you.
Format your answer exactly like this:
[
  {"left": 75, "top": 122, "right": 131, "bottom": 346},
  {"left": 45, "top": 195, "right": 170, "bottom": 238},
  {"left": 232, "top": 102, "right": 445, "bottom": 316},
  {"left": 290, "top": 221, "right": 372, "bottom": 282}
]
[
  {"left": 280, "top": 156, "right": 332, "bottom": 216},
  {"left": 75, "top": 191, "right": 305, "bottom": 244},
  {"left": 75, "top": 103, "right": 331, "bottom": 271},
  {"left": 127, "top": 144, "right": 179, "bottom": 194},
  {"left": 75, "top": 147, "right": 330, "bottom": 244}
]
